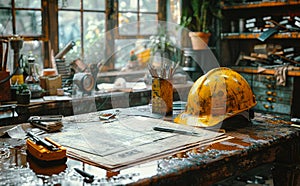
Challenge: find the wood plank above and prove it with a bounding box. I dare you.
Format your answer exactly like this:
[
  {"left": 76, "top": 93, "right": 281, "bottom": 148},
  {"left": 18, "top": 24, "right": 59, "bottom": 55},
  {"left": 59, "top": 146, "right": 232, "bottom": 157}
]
[
  {"left": 222, "top": 1, "right": 300, "bottom": 10},
  {"left": 232, "top": 66, "right": 300, "bottom": 76}
]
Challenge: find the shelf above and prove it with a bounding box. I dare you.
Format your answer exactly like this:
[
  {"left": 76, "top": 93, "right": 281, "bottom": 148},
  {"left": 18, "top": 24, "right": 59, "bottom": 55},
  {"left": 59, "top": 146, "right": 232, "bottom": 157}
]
[
  {"left": 221, "top": 32, "right": 300, "bottom": 39},
  {"left": 222, "top": 1, "right": 300, "bottom": 10},
  {"left": 219, "top": 1, "right": 300, "bottom": 67},
  {"left": 232, "top": 66, "right": 300, "bottom": 76}
]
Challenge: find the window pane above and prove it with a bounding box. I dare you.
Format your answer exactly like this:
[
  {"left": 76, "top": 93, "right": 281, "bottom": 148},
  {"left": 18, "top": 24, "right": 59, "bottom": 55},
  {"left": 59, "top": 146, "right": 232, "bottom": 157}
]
[
  {"left": 15, "top": 0, "right": 41, "bottom": 8},
  {"left": 119, "top": 13, "right": 138, "bottom": 35},
  {"left": 59, "top": 11, "right": 81, "bottom": 47},
  {"left": 58, "top": 0, "right": 80, "bottom": 9},
  {"left": 16, "top": 10, "right": 42, "bottom": 35},
  {"left": 169, "top": 0, "right": 181, "bottom": 24},
  {"left": 114, "top": 38, "right": 149, "bottom": 70},
  {"left": 83, "top": 0, "right": 105, "bottom": 11},
  {"left": 114, "top": 39, "right": 137, "bottom": 69},
  {"left": 58, "top": 11, "right": 81, "bottom": 60},
  {"left": 140, "top": 13, "right": 157, "bottom": 21},
  {"left": 23, "top": 41, "right": 44, "bottom": 71},
  {"left": 0, "top": 9, "right": 12, "bottom": 35},
  {"left": 119, "top": 0, "right": 137, "bottom": 11},
  {"left": 83, "top": 12, "right": 106, "bottom": 63},
  {"left": 140, "top": 16, "right": 158, "bottom": 35},
  {"left": 140, "top": 0, "right": 158, "bottom": 12},
  {"left": 0, "top": 0, "right": 11, "bottom": 7}
]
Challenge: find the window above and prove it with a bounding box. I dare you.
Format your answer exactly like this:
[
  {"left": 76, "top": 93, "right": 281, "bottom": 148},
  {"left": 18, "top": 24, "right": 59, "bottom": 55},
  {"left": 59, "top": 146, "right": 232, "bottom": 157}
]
[
  {"left": 0, "top": 0, "right": 43, "bottom": 36},
  {"left": 0, "top": 0, "right": 45, "bottom": 73},
  {"left": 118, "top": 0, "right": 158, "bottom": 36},
  {"left": 0, "top": 0, "right": 169, "bottom": 74},
  {"left": 57, "top": 0, "right": 164, "bottom": 70}
]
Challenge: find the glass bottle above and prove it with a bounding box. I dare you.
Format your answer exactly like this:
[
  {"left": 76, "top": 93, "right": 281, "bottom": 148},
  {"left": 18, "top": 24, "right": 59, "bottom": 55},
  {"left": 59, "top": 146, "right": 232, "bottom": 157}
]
[{"left": 25, "top": 54, "right": 39, "bottom": 84}]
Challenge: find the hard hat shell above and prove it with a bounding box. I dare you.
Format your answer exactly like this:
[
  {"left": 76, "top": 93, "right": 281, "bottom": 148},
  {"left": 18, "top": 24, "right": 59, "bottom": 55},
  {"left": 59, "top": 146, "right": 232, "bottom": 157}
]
[{"left": 174, "top": 67, "right": 256, "bottom": 127}]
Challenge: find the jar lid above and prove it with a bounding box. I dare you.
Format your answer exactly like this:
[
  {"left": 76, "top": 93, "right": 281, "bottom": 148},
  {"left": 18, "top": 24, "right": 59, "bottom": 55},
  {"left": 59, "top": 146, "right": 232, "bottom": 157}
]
[{"left": 42, "top": 68, "right": 57, "bottom": 76}]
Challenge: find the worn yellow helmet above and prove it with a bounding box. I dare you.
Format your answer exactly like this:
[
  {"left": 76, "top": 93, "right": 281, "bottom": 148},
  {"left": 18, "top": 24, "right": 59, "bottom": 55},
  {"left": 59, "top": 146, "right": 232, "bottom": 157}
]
[{"left": 174, "top": 67, "right": 256, "bottom": 127}]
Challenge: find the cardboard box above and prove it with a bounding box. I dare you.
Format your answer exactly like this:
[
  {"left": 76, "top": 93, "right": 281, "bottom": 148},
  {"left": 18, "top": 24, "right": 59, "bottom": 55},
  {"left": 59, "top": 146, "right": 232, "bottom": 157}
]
[{"left": 40, "top": 75, "right": 62, "bottom": 95}]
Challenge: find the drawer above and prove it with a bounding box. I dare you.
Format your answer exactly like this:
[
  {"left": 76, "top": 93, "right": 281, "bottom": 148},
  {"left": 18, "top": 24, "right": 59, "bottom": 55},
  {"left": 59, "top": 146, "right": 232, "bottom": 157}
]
[
  {"left": 252, "top": 81, "right": 293, "bottom": 91},
  {"left": 252, "top": 87, "right": 292, "bottom": 104},
  {"left": 253, "top": 74, "right": 294, "bottom": 90},
  {"left": 238, "top": 71, "right": 300, "bottom": 117},
  {"left": 254, "top": 101, "right": 291, "bottom": 115},
  {"left": 240, "top": 73, "right": 294, "bottom": 91},
  {"left": 254, "top": 74, "right": 277, "bottom": 84}
]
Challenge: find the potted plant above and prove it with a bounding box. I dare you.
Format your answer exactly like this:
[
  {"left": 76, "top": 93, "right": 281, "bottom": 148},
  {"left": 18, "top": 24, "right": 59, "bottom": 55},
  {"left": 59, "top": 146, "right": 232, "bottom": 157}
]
[
  {"left": 181, "top": 0, "right": 222, "bottom": 50},
  {"left": 16, "top": 84, "right": 31, "bottom": 104}
]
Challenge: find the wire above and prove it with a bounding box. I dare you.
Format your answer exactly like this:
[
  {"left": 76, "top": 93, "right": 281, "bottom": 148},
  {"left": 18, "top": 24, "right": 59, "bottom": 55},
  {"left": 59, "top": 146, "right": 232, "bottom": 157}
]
[
  {"left": 0, "top": 54, "right": 23, "bottom": 85},
  {"left": 0, "top": 67, "right": 18, "bottom": 85}
]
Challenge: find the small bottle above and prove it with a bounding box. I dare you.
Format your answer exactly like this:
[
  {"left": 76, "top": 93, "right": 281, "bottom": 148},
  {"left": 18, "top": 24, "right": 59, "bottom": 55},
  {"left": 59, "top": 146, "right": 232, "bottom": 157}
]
[
  {"left": 25, "top": 53, "right": 39, "bottom": 84},
  {"left": 25, "top": 53, "right": 44, "bottom": 98}
]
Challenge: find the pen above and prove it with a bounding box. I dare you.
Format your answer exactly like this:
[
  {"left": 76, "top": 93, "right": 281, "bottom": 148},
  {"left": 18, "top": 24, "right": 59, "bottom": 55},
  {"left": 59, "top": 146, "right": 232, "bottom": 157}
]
[{"left": 153, "top": 126, "right": 202, "bottom": 137}]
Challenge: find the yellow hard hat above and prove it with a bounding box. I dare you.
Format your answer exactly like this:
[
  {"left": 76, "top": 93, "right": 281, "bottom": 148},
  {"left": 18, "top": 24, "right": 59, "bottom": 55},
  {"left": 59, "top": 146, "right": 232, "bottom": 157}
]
[{"left": 174, "top": 67, "right": 256, "bottom": 127}]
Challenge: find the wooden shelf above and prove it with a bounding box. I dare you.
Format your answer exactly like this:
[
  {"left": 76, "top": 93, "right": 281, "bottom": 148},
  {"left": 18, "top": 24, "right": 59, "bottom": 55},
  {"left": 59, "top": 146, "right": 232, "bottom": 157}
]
[
  {"left": 221, "top": 32, "right": 300, "bottom": 39},
  {"left": 219, "top": 1, "right": 300, "bottom": 66},
  {"left": 232, "top": 66, "right": 300, "bottom": 76},
  {"left": 222, "top": 1, "right": 300, "bottom": 10}
]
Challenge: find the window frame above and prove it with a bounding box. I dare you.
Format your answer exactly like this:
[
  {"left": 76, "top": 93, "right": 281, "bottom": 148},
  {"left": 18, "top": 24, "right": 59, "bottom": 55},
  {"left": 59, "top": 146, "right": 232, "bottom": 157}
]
[
  {"left": 108, "top": 0, "right": 166, "bottom": 69},
  {"left": 0, "top": 0, "right": 51, "bottom": 66},
  {"left": 116, "top": 0, "right": 166, "bottom": 39}
]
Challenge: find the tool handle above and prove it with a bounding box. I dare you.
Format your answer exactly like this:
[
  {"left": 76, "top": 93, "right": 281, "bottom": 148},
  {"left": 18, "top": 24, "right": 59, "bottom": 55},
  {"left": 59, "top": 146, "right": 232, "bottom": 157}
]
[
  {"left": 55, "top": 41, "right": 75, "bottom": 59},
  {"left": 45, "top": 137, "right": 62, "bottom": 147},
  {"left": 27, "top": 132, "right": 58, "bottom": 151},
  {"left": 74, "top": 168, "right": 94, "bottom": 179}
]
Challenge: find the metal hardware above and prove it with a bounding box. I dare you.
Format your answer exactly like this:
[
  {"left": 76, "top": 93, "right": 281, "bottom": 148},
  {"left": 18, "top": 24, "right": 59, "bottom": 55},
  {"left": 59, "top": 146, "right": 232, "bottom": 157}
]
[
  {"left": 266, "top": 84, "right": 276, "bottom": 89},
  {"left": 266, "top": 97, "right": 276, "bottom": 102},
  {"left": 265, "top": 76, "right": 274, "bottom": 81},
  {"left": 263, "top": 104, "right": 274, "bottom": 109},
  {"left": 266, "top": 91, "right": 277, "bottom": 96}
]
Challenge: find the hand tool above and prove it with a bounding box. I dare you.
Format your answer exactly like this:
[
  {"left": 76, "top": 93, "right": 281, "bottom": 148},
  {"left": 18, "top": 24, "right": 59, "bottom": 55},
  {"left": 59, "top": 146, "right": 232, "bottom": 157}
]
[
  {"left": 74, "top": 168, "right": 94, "bottom": 183},
  {"left": 27, "top": 131, "right": 59, "bottom": 151}
]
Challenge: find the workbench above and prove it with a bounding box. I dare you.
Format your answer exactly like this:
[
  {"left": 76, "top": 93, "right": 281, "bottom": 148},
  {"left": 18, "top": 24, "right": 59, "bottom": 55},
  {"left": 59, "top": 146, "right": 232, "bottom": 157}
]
[
  {"left": 0, "top": 83, "right": 191, "bottom": 126},
  {"left": 0, "top": 105, "right": 300, "bottom": 186}
]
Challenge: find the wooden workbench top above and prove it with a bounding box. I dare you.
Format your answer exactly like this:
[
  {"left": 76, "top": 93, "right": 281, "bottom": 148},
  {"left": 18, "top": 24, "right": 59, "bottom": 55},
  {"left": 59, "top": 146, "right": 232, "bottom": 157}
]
[{"left": 0, "top": 105, "right": 299, "bottom": 186}]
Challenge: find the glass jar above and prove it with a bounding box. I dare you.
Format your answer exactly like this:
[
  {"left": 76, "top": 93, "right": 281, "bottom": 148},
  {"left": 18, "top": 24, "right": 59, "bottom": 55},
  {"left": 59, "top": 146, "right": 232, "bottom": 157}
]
[{"left": 25, "top": 54, "right": 39, "bottom": 84}]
